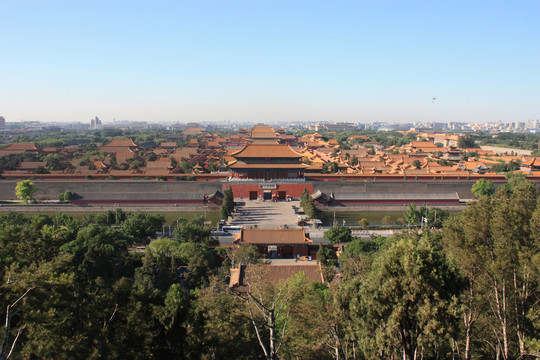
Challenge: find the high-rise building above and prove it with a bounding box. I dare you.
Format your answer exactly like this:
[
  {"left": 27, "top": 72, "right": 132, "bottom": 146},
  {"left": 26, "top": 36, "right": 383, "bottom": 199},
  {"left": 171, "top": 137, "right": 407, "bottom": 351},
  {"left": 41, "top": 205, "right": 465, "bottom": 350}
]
[
  {"left": 526, "top": 119, "right": 539, "bottom": 133},
  {"left": 0, "top": 116, "right": 5, "bottom": 129},
  {"left": 90, "top": 116, "right": 102, "bottom": 129}
]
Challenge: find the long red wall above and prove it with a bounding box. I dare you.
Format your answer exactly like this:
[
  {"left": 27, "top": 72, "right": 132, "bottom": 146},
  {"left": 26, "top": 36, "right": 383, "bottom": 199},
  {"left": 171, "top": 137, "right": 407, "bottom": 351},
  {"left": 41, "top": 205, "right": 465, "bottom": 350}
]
[
  {"left": 305, "top": 174, "right": 539, "bottom": 181},
  {"left": 331, "top": 199, "right": 460, "bottom": 206},
  {"left": 72, "top": 200, "right": 204, "bottom": 205}
]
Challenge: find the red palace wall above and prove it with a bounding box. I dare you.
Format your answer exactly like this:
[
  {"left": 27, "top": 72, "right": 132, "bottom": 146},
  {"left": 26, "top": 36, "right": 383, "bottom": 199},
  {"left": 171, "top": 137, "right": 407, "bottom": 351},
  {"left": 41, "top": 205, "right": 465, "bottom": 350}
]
[
  {"left": 223, "top": 183, "right": 314, "bottom": 200},
  {"left": 72, "top": 200, "right": 204, "bottom": 205},
  {"left": 331, "top": 199, "right": 460, "bottom": 206}
]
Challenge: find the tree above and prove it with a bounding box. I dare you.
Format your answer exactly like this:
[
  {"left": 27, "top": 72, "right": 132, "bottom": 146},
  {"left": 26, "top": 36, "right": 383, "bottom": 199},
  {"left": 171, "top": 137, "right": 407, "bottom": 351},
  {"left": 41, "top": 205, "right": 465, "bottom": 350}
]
[
  {"left": 359, "top": 218, "right": 369, "bottom": 228},
  {"left": 220, "top": 207, "right": 230, "bottom": 222},
  {"left": 221, "top": 187, "right": 235, "bottom": 220},
  {"left": 491, "top": 160, "right": 520, "bottom": 174},
  {"left": 281, "top": 280, "right": 353, "bottom": 359},
  {"left": 381, "top": 215, "right": 393, "bottom": 225},
  {"left": 144, "top": 238, "right": 214, "bottom": 289},
  {"left": 323, "top": 226, "right": 352, "bottom": 244},
  {"left": 58, "top": 190, "right": 74, "bottom": 202},
  {"left": 437, "top": 158, "right": 451, "bottom": 166},
  {"left": 234, "top": 270, "right": 310, "bottom": 360},
  {"left": 459, "top": 135, "right": 475, "bottom": 149},
  {"left": 60, "top": 225, "right": 130, "bottom": 281},
  {"left": 35, "top": 166, "right": 49, "bottom": 174},
  {"left": 128, "top": 160, "right": 143, "bottom": 169},
  {"left": 350, "top": 155, "right": 359, "bottom": 166},
  {"left": 353, "top": 234, "right": 465, "bottom": 360},
  {"left": 344, "top": 237, "right": 386, "bottom": 256},
  {"left": 471, "top": 178, "right": 495, "bottom": 198},
  {"left": 404, "top": 203, "right": 421, "bottom": 226},
  {"left": 322, "top": 162, "right": 338, "bottom": 174},
  {"left": 300, "top": 188, "right": 310, "bottom": 208},
  {"left": 489, "top": 179, "right": 538, "bottom": 358},
  {"left": 178, "top": 242, "right": 214, "bottom": 289},
  {"left": 504, "top": 171, "right": 529, "bottom": 192},
  {"left": 207, "top": 162, "right": 218, "bottom": 172},
  {"left": 302, "top": 196, "right": 317, "bottom": 219},
  {"left": 443, "top": 198, "right": 493, "bottom": 359},
  {"left": 316, "top": 244, "right": 331, "bottom": 265},
  {"left": 443, "top": 180, "right": 539, "bottom": 359},
  {"left": 15, "top": 180, "right": 38, "bottom": 203},
  {"left": 226, "top": 244, "right": 265, "bottom": 268},
  {"left": 186, "top": 278, "right": 258, "bottom": 359},
  {"left": 121, "top": 212, "right": 165, "bottom": 245},
  {"left": 174, "top": 216, "right": 214, "bottom": 245},
  {"left": 412, "top": 159, "right": 421, "bottom": 168},
  {"left": 1, "top": 288, "right": 34, "bottom": 360},
  {"left": 143, "top": 237, "right": 184, "bottom": 289},
  {"left": 44, "top": 154, "right": 68, "bottom": 171}
]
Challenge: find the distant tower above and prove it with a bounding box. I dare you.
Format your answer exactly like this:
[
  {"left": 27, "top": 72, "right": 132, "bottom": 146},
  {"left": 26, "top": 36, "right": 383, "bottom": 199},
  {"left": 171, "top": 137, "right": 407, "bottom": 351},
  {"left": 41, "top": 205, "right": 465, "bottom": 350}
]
[
  {"left": 0, "top": 116, "right": 5, "bottom": 129},
  {"left": 91, "top": 116, "right": 102, "bottom": 129}
]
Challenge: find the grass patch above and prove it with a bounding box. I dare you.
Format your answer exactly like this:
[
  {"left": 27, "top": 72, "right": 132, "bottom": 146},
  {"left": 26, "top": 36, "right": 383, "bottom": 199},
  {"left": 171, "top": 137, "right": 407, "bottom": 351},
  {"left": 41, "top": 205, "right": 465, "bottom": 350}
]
[
  {"left": 319, "top": 210, "right": 461, "bottom": 226},
  {"left": 17, "top": 210, "right": 221, "bottom": 227}
]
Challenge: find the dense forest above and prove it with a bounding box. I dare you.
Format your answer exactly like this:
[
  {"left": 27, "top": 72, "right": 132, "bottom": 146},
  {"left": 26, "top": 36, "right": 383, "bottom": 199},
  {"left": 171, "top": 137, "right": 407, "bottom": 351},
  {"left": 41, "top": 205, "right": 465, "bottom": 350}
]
[{"left": 1, "top": 177, "right": 539, "bottom": 359}]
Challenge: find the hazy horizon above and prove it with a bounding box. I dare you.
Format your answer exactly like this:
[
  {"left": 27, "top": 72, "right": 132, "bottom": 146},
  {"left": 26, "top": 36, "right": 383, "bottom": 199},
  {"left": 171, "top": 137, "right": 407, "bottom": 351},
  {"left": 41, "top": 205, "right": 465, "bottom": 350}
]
[{"left": 1, "top": 1, "right": 539, "bottom": 124}]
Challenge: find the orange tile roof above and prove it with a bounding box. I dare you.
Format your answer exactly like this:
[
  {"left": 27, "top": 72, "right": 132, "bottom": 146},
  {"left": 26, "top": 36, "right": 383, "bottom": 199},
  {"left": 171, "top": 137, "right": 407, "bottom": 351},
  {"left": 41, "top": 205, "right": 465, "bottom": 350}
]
[
  {"left": 18, "top": 161, "right": 47, "bottom": 169},
  {"left": 234, "top": 228, "right": 312, "bottom": 245},
  {"left": 3, "top": 143, "right": 38, "bottom": 151},
  {"left": 229, "top": 161, "right": 308, "bottom": 169},
  {"left": 250, "top": 125, "right": 278, "bottom": 139},
  {"left": 229, "top": 264, "right": 324, "bottom": 289},
  {"left": 102, "top": 139, "right": 137, "bottom": 148},
  {"left": 108, "top": 169, "right": 137, "bottom": 176},
  {"left": 171, "top": 148, "right": 197, "bottom": 160},
  {"left": 522, "top": 157, "right": 540, "bottom": 166},
  {"left": 183, "top": 127, "right": 204, "bottom": 135},
  {"left": 141, "top": 168, "right": 170, "bottom": 176},
  {"left": 41, "top": 147, "right": 57, "bottom": 152},
  {"left": 100, "top": 147, "right": 136, "bottom": 155},
  {"left": 232, "top": 144, "right": 304, "bottom": 158},
  {"left": 145, "top": 161, "right": 171, "bottom": 169},
  {"left": 409, "top": 141, "right": 439, "bottom": 148},
  {"left": 115, "top": 151, "right": 136, "bottom": 160}
]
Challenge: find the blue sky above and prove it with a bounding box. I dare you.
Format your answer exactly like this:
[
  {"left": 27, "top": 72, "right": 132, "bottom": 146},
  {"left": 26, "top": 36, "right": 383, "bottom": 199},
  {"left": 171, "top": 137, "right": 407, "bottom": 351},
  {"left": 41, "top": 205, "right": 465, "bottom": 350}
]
[{"left": 1, "top": 0, "right": 538, "bottom": 124}]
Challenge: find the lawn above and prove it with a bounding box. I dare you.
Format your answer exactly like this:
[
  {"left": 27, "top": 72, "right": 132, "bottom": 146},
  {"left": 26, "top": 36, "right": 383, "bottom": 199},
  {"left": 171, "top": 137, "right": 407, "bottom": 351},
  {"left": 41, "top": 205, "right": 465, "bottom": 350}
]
[
  {"left": 18, "top": 210, "right": 221, "bottom": 226},
  {"left": 319, "top": 210, "right": 462, "bottom": 226}
]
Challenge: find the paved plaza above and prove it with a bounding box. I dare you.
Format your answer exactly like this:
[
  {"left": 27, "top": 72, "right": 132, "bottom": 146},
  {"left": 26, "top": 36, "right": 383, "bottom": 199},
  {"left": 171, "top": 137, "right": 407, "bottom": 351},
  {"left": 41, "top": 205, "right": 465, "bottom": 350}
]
[
  {"left": 219, "top": 200, "right": 327, "bottom": 244},
  {"left": 227, "top": 200, "right": 305, "bottom": 229}
]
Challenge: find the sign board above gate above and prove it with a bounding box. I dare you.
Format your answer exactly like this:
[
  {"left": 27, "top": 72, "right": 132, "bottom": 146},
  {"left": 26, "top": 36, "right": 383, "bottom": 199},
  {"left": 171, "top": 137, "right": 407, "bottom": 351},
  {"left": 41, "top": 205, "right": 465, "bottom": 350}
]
[{"left": 260, "top": 184, "right": 277, "bottom": 189}]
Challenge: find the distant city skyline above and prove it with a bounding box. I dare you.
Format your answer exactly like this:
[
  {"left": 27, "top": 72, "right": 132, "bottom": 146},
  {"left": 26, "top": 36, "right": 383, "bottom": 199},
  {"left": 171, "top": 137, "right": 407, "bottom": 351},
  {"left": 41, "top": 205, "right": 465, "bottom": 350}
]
[{"left": 1, "top": 1, "right": 538, "bottom": 124}]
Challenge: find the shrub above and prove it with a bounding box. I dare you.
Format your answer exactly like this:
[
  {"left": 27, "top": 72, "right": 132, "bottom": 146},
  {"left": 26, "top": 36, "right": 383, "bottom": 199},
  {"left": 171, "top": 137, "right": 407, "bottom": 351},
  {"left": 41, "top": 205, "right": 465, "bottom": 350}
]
[
  {"left": 59, "top": 190, "right": 74, "bottom": 202},
  {"left": 359, "top": 218, "right": 369, "bottom": 228}
]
